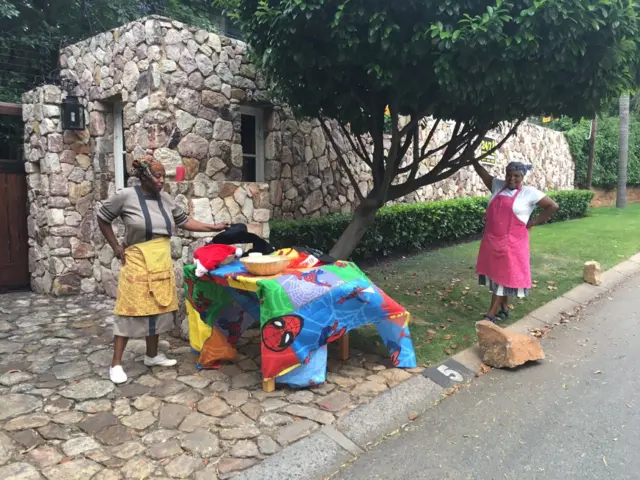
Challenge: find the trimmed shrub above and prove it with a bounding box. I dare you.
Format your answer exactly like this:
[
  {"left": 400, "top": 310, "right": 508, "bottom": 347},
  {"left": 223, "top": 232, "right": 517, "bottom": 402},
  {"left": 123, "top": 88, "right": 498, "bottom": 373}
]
[{"left": 270, "top": 190, "right": 594, "bottom": 259}]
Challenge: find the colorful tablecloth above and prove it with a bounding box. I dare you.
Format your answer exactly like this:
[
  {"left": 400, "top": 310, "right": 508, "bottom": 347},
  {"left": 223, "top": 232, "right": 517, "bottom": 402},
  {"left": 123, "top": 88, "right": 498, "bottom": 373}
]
[{"left": 184, "top": 260, "right": 416, "bottom": 388}]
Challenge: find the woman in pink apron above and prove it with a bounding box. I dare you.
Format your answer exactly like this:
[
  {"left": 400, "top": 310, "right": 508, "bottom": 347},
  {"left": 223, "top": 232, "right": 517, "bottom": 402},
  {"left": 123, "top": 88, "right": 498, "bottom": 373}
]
[{"left": 473, "top": 161, "right": 559, "bottom": 322}]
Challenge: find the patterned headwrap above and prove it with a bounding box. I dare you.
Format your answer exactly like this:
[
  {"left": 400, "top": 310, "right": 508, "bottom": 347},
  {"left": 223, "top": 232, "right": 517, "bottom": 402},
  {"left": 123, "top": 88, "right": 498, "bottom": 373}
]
[
  {"left": 506, "top": 162, "right": 532, "bottom": 176},
  {"left": 131, "top": 155, "right": 163, "bottom": 179}
]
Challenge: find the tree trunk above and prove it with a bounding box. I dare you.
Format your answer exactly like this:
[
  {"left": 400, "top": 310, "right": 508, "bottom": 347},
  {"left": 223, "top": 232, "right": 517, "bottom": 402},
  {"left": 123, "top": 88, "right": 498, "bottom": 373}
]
[
  {"left": 617, "top": 93, "right": 629, "bottom": 209},
  {"left": 329, "top": 203, "right": 379, "bottom": 260},
  {"left": 586, "top": 116, "right": 597, "bottom": 189}
]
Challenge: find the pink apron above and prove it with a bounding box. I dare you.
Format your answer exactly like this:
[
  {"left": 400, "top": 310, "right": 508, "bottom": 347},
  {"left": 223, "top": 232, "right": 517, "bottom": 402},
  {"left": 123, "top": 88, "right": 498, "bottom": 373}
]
[{"left": 476, "top": 188, "right": 531, "bottom": 289}]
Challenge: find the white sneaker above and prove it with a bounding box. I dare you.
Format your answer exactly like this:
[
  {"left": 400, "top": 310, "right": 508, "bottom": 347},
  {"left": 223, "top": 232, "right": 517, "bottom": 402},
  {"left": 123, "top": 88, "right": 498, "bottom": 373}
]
[
  {"left": 109, "top": 365, "right": 128, "bottom": 384},
  {"left": 144, "top": 353, "right": 177, "bottom": 367}
]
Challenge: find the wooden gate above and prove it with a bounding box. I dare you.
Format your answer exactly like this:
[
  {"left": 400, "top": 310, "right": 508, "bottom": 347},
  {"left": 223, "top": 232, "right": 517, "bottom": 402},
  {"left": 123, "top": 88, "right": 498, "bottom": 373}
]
[{"left": 0, "top": 103, "right": 29, "bottom": 291}]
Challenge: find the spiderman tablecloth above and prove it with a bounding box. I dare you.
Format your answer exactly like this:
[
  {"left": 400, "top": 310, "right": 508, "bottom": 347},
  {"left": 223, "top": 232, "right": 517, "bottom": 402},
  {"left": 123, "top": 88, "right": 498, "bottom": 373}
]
[{"left": 184, "top": 260, "right": 416, "bottom": 388}]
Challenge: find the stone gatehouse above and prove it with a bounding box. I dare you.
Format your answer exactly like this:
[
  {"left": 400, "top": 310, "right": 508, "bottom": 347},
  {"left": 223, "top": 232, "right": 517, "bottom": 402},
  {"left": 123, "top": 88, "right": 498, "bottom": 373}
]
[{"left": 21, "top": 15, "right": 574, "bottom": 297}]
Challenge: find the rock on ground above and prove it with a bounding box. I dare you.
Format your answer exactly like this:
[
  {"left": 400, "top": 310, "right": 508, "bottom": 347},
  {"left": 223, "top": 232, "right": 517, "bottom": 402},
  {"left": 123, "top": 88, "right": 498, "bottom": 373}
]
[
  {"left": 476, "top": 320, "right": 545, "bottom": 368},
  {"left": 584, "top": 261, "right": 602, "bottom": 286}
]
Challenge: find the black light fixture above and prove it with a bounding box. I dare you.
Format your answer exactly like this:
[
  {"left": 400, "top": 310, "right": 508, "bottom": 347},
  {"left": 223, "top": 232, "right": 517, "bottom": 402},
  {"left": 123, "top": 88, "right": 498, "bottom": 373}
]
[{"left": 61, "top": 95, "right": 85, "bottom": 131}]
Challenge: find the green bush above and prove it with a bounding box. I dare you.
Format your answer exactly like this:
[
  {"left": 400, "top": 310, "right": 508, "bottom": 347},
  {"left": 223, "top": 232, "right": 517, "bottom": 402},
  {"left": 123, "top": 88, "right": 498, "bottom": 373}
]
[
  {"left": 270, "top": 190, "right": 594, "bottom": 260},
  {"left": 568, "top": 116, "right": 640, "bottom": 189}
]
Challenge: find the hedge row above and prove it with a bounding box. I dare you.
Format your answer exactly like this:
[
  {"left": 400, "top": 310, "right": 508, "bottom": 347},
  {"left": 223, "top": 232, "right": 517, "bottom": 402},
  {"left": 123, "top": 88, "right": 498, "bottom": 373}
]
[{"left": 270, "top": 190, "right": 595, "bottom": 260}]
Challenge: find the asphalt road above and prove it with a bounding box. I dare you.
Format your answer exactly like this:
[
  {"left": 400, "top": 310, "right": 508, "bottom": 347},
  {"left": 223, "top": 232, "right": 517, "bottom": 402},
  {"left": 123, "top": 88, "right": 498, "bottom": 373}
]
[{"left": 333, "top": 274, "right": 640, "bottom": 480}]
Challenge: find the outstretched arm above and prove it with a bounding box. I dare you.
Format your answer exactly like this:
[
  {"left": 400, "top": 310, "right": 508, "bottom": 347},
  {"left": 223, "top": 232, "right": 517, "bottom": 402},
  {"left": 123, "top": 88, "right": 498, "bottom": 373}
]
[
  {"left": 182, "top": 218, "right": 230, "bottom": 233},
  {"left": 473, "top": 161, "right": 494, "bottom": 191},
  {"left": 527, "top": 196, "right": 559, "bottom": 229}
]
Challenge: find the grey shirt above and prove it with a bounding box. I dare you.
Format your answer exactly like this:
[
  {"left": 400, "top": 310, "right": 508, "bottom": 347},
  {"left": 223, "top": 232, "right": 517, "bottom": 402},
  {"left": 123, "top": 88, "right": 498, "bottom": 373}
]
[{"left": 97, "top": 186, "right": 189, "bottom": 247}]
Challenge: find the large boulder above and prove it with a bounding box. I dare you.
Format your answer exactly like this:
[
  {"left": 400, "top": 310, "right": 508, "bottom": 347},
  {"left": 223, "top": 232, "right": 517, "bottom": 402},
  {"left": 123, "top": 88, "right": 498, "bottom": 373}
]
[{"left": 476, "top": 320, "right": 545, "bottom": 368}]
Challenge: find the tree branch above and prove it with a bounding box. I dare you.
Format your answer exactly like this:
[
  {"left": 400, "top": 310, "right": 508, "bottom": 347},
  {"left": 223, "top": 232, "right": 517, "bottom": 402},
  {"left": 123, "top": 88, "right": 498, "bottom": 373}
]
[
  {"left": 387, "top": 120, "right": 522, "bottom": 201},
  {"left": 370, "top": 101, "right": 386, "bottom": 190},
  {"left": 338, "top": 122, "right": 373, "bottom": 170},
  {"left": 356, "top": 134, "right": 371, "bottom": 169},
  {"left": 396, "top": 124, "right": 415, "bottom": 172},
  {"left": 320, "top": 118, "right": 365, "bottom": 203},
  {"left": 378, "top": 101, "right": 401, "bottom": 201},
  {"left": 396, "top": 121, "right": 473, "bottom": 176},
  {"left": 473, "top": 120, "right": 523, "bottom": 164},
  {"left": 420, "top": 118, "right": 441, "bottom": 157}
]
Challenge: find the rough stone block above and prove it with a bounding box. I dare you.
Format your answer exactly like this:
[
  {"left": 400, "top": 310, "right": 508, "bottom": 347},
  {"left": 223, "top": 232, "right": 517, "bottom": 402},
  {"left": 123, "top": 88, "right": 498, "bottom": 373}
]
[
  {"left": 583, "top": 261, "right": 602, "bottom": 286},
  {"left": 476, "top": 320, "right": 544, "bottom": 369}
]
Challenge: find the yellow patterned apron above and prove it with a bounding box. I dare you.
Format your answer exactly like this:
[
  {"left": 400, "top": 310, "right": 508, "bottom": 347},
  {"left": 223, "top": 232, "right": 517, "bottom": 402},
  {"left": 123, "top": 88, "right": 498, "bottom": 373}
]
[{"left": 114, "top": 237, "right": 178, "bottom": 316}]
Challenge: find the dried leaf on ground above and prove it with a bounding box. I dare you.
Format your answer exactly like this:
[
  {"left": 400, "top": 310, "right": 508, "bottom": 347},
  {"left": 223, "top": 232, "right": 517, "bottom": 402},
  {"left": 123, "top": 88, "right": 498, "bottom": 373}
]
[
  {"left": 530, "top": 325, "right": 553, "bottom": 338},
  {"left": 444, "top": 349, "right": 452, "bottom": 355},
  {"left": 476, "top": 363, "right": 492, "bottom": 377}
]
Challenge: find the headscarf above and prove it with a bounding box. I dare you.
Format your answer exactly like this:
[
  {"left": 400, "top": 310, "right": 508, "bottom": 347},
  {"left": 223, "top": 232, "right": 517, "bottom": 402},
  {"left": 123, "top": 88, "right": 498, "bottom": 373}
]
[
  {"left": 506, "top": 162, "right": 532, "bottom": 176},
  {"left": 131, "top": 155, "right": 163, "bottom": 179}
]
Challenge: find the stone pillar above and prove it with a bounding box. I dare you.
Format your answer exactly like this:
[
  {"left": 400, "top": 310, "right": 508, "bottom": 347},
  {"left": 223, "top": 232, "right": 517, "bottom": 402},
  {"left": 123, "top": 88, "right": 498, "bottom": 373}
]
[{"left": 22, "top": 85, "right": 96, "bottom": 295}]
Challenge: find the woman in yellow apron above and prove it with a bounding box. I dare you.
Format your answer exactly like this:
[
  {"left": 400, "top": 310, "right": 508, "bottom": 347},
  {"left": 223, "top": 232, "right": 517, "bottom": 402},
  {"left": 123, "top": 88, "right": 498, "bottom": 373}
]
[{"left": 97, "top": 156, "right": 229, "bottom": 384}]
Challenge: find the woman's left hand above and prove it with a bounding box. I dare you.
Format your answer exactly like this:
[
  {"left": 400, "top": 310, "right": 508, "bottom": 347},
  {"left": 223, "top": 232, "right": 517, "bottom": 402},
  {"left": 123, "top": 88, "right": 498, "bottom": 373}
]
[{"left": 211, "top": 223, "right": 230, "bottom": 232}]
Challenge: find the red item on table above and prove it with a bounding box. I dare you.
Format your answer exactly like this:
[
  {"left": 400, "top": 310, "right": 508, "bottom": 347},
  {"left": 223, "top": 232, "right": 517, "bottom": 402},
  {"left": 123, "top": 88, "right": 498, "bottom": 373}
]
[{"left": 194, "top": 244, "right": 239, "bottom": 271}]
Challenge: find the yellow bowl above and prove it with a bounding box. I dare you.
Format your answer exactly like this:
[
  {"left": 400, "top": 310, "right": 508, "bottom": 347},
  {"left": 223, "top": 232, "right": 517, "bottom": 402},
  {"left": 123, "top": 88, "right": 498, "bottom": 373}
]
[{"left": 240, "top": 256, "right": 290, "bottom": 276}]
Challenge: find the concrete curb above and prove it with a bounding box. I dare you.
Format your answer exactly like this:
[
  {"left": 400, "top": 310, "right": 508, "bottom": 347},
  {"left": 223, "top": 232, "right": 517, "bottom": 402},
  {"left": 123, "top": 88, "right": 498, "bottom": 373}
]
[{"left": 235, "top": 253, "right": 640, "bottom": 480}]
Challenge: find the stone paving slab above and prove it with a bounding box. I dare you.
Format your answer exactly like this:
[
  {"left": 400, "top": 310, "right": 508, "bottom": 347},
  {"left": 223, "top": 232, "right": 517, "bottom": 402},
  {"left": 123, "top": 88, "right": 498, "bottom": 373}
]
[{"left": 0, "top": 292, "right": 424, "bottom": 479}]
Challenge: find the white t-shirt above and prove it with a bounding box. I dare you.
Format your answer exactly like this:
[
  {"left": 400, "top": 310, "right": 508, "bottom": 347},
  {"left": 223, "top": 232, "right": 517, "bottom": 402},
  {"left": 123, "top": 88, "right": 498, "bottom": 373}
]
[{"left": 488, "top": 178, "right": 545, "bottom": 224}]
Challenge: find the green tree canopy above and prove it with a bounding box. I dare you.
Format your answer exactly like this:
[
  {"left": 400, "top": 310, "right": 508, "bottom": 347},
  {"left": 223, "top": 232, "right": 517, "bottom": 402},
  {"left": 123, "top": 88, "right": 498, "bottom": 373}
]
[
  {"left": 0, "top": 0, "right": 225, "bottom": 102},
  {"left": 218, "top": 0, "right": 640, "bottom": 258}
]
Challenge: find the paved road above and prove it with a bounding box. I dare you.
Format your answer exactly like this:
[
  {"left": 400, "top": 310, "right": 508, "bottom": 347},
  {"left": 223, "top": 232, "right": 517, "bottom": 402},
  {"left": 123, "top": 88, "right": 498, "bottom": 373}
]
[{"left": 333, "top": 274, "right": 640, "bottom": 480}]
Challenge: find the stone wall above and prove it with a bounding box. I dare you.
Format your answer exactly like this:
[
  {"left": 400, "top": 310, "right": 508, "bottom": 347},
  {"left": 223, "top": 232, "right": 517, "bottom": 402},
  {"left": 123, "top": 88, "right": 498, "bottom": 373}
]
[
  {"left": 22, "top": 15, "right": 574, "bottom": 295},
  {"left": 22, "top": 85, "right": 270, "bottom": 296},
  {"left": 54, "top": 15, "right": 388, "bottom": 222}
]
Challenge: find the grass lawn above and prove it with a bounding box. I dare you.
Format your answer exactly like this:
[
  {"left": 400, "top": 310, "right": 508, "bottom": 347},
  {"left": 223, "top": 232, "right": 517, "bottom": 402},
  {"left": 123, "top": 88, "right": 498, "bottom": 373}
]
[{"left": 353, "top": 203, "right": 640, "bottom": 366}]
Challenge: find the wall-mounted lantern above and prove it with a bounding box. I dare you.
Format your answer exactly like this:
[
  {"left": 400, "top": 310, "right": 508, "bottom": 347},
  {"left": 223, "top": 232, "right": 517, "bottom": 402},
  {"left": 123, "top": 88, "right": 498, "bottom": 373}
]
[{"left": 61, "top": 96, "right": 85, "bottom": 131}]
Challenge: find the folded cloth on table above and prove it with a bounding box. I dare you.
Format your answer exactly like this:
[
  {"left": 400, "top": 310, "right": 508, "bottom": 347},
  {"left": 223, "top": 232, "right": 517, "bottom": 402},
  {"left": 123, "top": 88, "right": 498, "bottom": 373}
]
[{"left": 193, "top": 244, "right": 241, "bottom": 276}]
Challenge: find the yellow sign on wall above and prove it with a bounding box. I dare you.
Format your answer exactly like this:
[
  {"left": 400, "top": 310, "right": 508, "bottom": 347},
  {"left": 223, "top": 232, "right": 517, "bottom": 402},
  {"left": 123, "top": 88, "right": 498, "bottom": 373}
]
[
  {"left": 542, "top": 116, "right": 552, "bottom": 123},
  {"left": 479, "top": 137, "right": 497, "bottom": 165}
]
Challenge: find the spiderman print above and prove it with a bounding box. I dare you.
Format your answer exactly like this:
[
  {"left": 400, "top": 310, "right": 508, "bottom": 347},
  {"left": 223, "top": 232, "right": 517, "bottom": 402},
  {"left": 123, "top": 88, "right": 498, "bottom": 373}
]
[
  {"left": 289, "top": 270, "right": 331, "bottom": 288},
  {"left": 318, "top": 320, "right": 347, "bottom": 346},
  {"left": 217, "top": 313, "right": 245, "bottom": 345},
  {"left": 386, "top": 340, "right": 402, "bottom": 366},
  {"left": 261, "top": 315, "right": 304, "bottom": 352}
]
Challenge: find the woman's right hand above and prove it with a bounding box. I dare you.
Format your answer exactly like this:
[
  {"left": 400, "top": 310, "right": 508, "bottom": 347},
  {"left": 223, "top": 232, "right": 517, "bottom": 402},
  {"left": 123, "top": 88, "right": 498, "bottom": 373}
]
[{"left": 114, "top": 245, "right": 126, "bottom": 265}]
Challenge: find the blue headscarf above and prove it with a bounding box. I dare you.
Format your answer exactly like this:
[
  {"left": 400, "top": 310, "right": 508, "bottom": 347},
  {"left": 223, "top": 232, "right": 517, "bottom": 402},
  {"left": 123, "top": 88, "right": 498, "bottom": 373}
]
[{"left": 506, "top": 162, "right": 532, "bottom": 176}]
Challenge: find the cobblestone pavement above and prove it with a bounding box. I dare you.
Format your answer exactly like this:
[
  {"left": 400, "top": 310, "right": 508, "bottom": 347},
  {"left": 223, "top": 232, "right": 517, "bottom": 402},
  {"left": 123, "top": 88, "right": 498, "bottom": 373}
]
[{"left": 0, "top": 292, "right": 423, "bottom": 480}]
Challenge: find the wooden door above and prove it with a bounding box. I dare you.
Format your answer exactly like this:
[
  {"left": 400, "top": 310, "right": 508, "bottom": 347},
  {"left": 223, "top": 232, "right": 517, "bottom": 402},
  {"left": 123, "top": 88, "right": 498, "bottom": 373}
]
[{"left": 0, "top": 107, "right": 29, "bottom": 291}]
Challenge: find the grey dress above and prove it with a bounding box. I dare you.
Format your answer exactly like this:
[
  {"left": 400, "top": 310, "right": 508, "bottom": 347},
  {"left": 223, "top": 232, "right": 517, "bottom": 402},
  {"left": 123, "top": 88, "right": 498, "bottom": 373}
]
[{"left": 98, "top": 186, "right": 189, "bottom": 337}]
